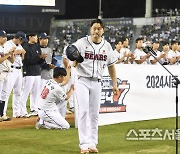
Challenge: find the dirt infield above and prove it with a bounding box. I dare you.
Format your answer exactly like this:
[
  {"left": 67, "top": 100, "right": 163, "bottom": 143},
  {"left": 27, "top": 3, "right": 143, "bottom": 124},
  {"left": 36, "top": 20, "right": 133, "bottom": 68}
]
[{"left": 0, "top": 114, "right": 74, "bottom": 129}]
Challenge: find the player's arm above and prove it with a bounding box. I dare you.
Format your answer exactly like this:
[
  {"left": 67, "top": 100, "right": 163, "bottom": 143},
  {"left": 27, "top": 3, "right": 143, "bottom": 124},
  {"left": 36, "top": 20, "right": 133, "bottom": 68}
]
[
  {"left": 61, "top": 66, "right": 71, "bottom": 86},
  {"left": 108, "top": 64, "right": 118, "bottom": 95},
  {"left": 7, "top": 47, "right": 16, "bottom": 63},
  {"left": 65, "top": 84, "right": 74, "bottom": 100},
  {"left": 63, "top": 57, "right": 70, "bottom": 69},
  {"left": 0, "top": 52, "right": 12, "bottom": 63}
]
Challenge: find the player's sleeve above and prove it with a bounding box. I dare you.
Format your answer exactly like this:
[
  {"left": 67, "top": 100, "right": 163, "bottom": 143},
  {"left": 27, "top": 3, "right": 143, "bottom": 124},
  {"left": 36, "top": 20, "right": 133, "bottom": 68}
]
[
  {"left": 62, "top": 46, "right": 68, "bottom": 59},
  {"left": 56, "top": 87, "right": 67, "bottom": 103},
  {"left": 72, "top": 38, "right": 83, "bottom": 54},
  {"left": 107, "top": 44, "right": 118, "bottom": 66}
]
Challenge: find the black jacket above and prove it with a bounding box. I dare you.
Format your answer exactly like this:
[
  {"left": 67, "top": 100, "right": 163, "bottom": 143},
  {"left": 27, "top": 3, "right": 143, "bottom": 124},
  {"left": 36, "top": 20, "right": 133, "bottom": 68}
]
[{"left": 22, "top": 43, "right": 44, "bottom": 76}]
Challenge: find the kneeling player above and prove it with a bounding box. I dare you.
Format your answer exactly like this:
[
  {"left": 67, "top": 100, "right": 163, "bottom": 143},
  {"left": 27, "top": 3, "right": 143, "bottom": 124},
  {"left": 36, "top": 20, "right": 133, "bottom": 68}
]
[{"left": 36, "top": 67, "right": 74, "bottom": 129}]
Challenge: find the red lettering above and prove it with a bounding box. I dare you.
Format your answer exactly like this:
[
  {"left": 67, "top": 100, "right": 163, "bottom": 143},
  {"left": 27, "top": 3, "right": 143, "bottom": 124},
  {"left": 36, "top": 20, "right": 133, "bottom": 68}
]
[
  {"left": 89, "top": 53, "right": 94, "bottom": 59},
  {"left": 99, "top": 54, "right": 103, "bottom": 61},
  {"left": 41, "top": 86, "right": 49, "bottom": 99},
  {"left": 94, "top": 54, "right": 99, "bottom": 60},
  {"left": 84, "top": 53, "right": 89, "bottom": 59},
  {"left": 104, "top": 55, "right": 107, "bottom": 61}
]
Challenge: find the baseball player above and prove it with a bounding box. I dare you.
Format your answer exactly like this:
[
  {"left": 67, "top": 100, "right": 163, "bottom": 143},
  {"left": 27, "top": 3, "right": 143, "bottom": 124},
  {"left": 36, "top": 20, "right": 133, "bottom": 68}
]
[
  {"left": 120, "top": 37, "right": 134, "bottom": 64},
  {"left": 0, "top": 30, "right": 15, "bottom": 121},
  {"left": 177, "top": 42, "right": 180, "bottom": 64},
  {"left": 39, "top": 32, "right": 55, "bottom": 92},
  {"left": 149, "top": 40, "right": 166, "bottom": 65},
  {"left": 113, "top": 39, "right": 125, "bottom": 64},
  {"left": 161, "top": 41, "right": 170, "bottom": 65},
  {"left": 36, "top": 67, "right": 74, "bottom": 129},
  {"left": 134, "top": 38, "right": 150, "bottom": 64},
  {"left": 20, "top": 32, "right": 47, "bottom": 118},
  {"left": 66, "top": 19, "right": 118, "bottom": 154},
  {"left": 167, "top": 40, "right": 178, "bottom": 65},
  {"left": 2, "top": 31, "right": 27, "bottom": 118}
]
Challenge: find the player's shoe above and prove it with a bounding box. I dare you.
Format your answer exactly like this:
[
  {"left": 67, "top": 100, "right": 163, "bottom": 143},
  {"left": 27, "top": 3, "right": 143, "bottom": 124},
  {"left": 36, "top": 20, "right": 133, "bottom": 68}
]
[
  {"left": 29, "top": 110, "right": 38, "bottom": 117},
  {"left": 0, "top": 116, "right": 3, "bottom": 122},
  {"left": 66, "top": 109, "right": 72, "bottom": 114},
  {"left": 2, "top": 115, "right": 12, "bottom": 121},
  {"left": 88, "top": 147, "right": 98, "bottom": 153},
  {"left": 20, "top": 114, "right": 30, "bottom": 118},
  {"left": 80, "top": 149, "right": 89, "bottom": 154},
  {"left": 69, "top": 107, "right": 74, "bottom": 113},
  {"left": 35, "top": 117, "right": 44, "bottom": 129}
]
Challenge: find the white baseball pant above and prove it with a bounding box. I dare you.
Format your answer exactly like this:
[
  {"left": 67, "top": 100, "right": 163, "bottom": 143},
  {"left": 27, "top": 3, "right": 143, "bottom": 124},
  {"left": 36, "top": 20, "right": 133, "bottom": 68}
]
[
  {"left": 75, "top": 77, "right": 101, "bottom": 150},
  {"left": 38, "top": 108, "right": 70, "bottom": 129},
  {"left": 57, "top": 101, "right": 67, "bottom": 118},
  {"left": 20, "top": 76, "right": 41, "bottom": 115},
  {"left": 0, "top": 72, "right": 8, "bottom": 100},
  {"left": 2, "top": 68, "right": 23, "bottom": 117}
]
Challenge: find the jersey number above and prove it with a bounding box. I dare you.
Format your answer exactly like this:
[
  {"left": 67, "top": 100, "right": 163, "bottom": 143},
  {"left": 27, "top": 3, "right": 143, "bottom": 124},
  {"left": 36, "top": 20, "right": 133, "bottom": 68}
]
[{"left": 41, "top": 86, "right": 49, "bottom": 99}]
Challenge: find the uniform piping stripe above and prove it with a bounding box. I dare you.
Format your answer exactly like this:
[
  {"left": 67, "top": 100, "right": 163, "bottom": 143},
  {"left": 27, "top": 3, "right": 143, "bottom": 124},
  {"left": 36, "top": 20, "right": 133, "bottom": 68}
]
[{"left": 43, "top": 110, "right": 63, "bottom": 129}]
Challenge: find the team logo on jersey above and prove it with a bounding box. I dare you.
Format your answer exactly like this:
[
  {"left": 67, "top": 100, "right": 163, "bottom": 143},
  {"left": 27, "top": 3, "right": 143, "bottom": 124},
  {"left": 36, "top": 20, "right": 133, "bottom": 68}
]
[
  {"left": 84, "top": 51, "right": 107, "bottom": 61},
  {"left": 100, "top": 76, "right": 130, "bottom": 113}
]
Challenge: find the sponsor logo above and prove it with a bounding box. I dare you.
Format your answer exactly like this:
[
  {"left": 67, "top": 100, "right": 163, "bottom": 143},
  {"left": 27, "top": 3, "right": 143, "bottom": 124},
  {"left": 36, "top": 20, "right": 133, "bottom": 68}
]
[{"left": 100, "top": 76, "right": 130, "bottom": 113}]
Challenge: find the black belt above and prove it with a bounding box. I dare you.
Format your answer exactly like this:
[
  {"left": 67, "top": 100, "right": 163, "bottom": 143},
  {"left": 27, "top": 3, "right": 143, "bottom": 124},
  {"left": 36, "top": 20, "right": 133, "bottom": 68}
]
[{"left": 11, "top": 66, "right": 22, "bottom": 69}]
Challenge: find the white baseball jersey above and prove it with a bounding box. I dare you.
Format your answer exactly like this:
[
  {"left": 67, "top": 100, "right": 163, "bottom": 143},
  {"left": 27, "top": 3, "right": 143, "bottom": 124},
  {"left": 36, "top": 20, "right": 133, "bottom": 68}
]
[
  {"left": 134, "top": 48, "right": 149, "bottom": 64},
  {"left": 38, "top": 79, "right": 67, "bottom": 111},
  {"left": 149, "top": 50, "right": 163, "bottom": 65},
  {"left": 73, "top": 36, "right": 117, "bottom": 79},
  {"left": 167, "top": 50, "right": 178, "bottom": 65},
  {"left": 167, "top": 50, "right": 177, "bottom": 59},
  {"left": 0, "top": 46, "right": 11, "bottom": 72},
  {"left": 4, "top": 40, "right": 23, "bottom": 67},
  {"left": 119, "top": 47, "right": 131, "bottom": 64}
]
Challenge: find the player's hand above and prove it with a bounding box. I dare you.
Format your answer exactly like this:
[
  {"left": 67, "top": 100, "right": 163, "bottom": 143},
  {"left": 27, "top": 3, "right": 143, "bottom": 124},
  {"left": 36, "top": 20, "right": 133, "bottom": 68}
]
[
  {"left": 112, "top": 86, "right": 119, "bottom": 95},
  {"left": 9, "top": 47, "right": 16, "bottom": 54},
  {"left": 40, "top": 54, "right": 48, "bottom": 59},
  {"left": 48, "top": 64, "right": 55, "bottom": 69}
]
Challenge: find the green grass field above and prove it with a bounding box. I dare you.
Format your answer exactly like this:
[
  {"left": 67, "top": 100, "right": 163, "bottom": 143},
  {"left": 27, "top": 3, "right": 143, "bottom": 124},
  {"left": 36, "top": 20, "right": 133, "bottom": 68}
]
[{"left": 1, "top": 95, "right": 179, "bottom": 154}]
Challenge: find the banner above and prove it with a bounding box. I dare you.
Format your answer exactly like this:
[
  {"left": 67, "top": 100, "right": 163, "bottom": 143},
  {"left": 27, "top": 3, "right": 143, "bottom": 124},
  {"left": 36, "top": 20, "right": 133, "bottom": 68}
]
[{"left": 99, "top": 64, "right": 180, "bottom": 126}]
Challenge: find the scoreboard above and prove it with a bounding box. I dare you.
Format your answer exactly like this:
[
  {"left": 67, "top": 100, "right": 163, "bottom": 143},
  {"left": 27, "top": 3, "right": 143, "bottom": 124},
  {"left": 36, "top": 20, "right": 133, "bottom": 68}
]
[{"left": 0, "top": 0, "right": 65, "bottom": 15}]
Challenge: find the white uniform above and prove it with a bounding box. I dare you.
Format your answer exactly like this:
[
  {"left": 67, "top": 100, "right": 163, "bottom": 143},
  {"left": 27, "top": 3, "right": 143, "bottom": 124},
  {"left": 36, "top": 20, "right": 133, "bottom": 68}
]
[
  {"left": 73, "top": 36, "right": 117, "bottom": 150},
  {"left": 62, "top": 46, "right": 75, "bottom": 110},
  {"left": 2, "top": 40, "right": 23, "bottom": 117},
  {"left": 38, "top": 79, "right": 70, "bottom": 129},
  {"left": 119, "top": 47, "right": 131, "bottom": 64},
  {"left": 167, "top": 50, "right": 178, "bottom": 65},
  {"left": 0, "top": 46, "right": 10, "bottom": 101},
  {"left": 149, "top": 50, "right": 164, "bottom": 65},
  {"left": 134, "top": 48, "right": 149, "bottom": 64}
]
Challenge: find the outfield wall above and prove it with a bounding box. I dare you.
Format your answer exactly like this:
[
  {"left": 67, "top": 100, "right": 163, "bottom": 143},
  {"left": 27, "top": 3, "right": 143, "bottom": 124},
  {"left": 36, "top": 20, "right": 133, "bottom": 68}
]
[{"left": 98, "top": 64, "right": 180, "bottom": 126}]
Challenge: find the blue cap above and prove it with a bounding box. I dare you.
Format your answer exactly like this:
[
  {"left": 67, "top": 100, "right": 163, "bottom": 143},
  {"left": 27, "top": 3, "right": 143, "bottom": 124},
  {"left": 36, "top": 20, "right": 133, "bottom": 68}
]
[
  {"left": 15, "top": 31, "right": 28, "bottom": 42},
  {"left": 39, "top": 32, "right": 48, "bottom": 39},
  {"left": 0, "top": 30, "right": 7, "bottom": 37}
]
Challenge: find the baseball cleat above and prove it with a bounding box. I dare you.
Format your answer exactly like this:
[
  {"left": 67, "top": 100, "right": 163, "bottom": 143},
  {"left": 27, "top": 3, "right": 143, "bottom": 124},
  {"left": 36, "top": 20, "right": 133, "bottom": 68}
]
[
  {"left": 80, "top": 149, "right": 89, "bottom": 154},
  {"left": 29, "top": 110, "right": 38, "bottom": 117},
  {"left": 20, "top": 114, "right": 30, "bottom": 118},
  {"left": 2, "top": 115, "right": 12, "bottom": 121},
  {"left": 88, "top": 147, "right": 98, "bottom": 153},
  {"left": 0, "top": 117, "right": 3, "bottom": 122}
]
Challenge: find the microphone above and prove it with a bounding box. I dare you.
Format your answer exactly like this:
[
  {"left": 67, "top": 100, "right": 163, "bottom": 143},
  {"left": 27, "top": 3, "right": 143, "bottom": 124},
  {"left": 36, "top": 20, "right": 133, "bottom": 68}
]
[{"left": 142, "top": 43, "right": 157, "bottom": 56}]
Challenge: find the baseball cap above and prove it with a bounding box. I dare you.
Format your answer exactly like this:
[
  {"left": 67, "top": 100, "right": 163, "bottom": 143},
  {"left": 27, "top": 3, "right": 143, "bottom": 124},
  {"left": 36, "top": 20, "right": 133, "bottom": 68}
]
[
  {"left": 39, "top": 32, "right": 49, "bottom": 39},
  {"left": 0, "top": 30, "right": 7, "bottom": 37},
  {"left": 15, "top": 31, "right": 28, "bottom": 42},
  {"left": 66, "top": 45, "right": 84, "bottom": 63}
]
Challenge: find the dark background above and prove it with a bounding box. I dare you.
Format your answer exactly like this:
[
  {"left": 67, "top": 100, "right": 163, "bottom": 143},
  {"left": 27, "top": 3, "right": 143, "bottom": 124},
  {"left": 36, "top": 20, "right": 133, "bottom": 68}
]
[{"left": 55, "top": 0, "right": 179, "bottom": 19}]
